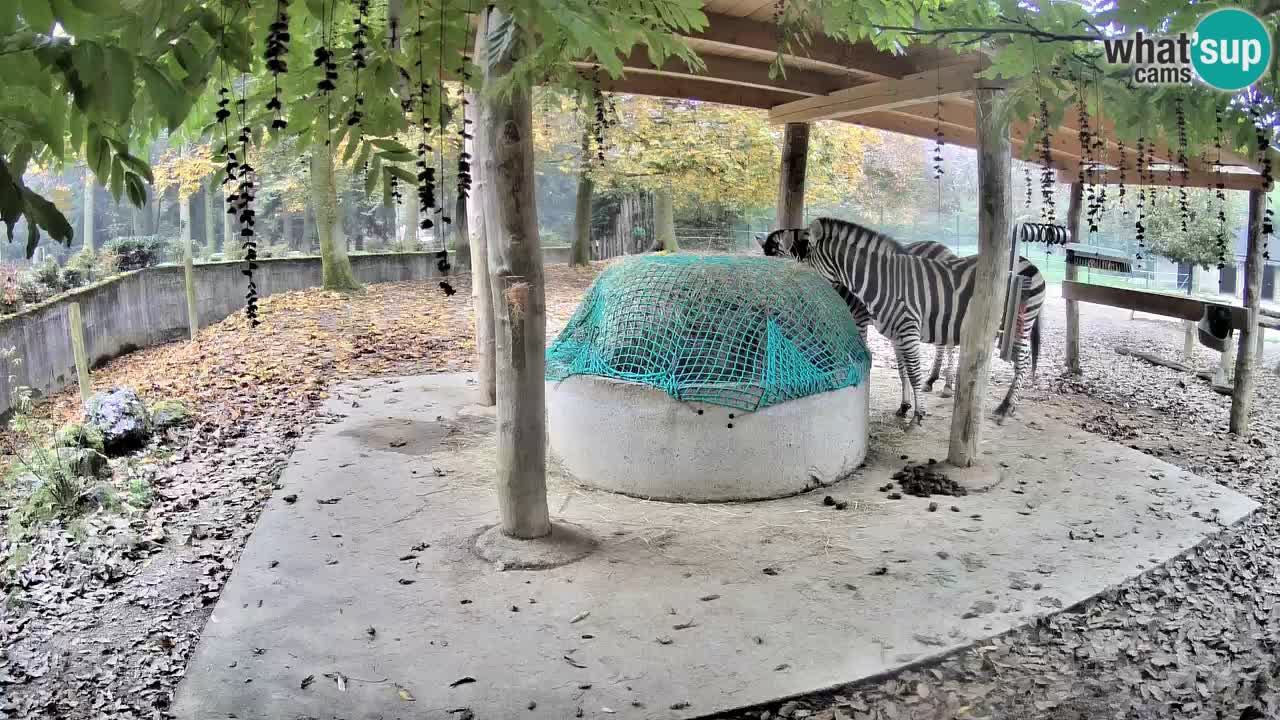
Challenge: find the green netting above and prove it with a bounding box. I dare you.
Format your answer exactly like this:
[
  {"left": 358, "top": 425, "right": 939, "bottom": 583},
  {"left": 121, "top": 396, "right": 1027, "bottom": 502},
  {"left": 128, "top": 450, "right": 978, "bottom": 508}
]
[{"left": 546, "top": 254, "right": 872, "bottom": 412}]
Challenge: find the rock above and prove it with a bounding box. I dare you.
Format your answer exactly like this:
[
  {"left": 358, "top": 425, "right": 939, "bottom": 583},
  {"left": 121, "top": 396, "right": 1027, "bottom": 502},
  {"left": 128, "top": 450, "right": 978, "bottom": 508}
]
[
  {"left": 53, "top": 422, "right": 105, "bottom": 452},
  {"left": 779, "top": 701, "right": 800, "bottom": 718},
  {"left": 56, "top": 447, "right": 109, "bottom": 480},
  {"left": 149, "top": 399, "right": 192, "bottom": 430},
  {"left": 79, "top": 482, "right": 118, "bottom": 512},
  {"left": 85, "top": 387, "right": 152, "bottom": 455}
]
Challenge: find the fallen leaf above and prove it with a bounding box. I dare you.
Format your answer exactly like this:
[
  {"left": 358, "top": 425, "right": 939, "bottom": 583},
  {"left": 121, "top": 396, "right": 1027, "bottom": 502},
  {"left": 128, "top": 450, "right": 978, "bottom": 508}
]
[
  {"left": 397, "top": 684, "right": 416, "bottom": 701},
  {"left": 301, "top": 674, "right": 315, "bottom": 689},
  {"left": 449, "top": 677, "right": 476, "bottom": 688},
  {"left": 569, "top": 611, "right": 590, "bottom": 624}
]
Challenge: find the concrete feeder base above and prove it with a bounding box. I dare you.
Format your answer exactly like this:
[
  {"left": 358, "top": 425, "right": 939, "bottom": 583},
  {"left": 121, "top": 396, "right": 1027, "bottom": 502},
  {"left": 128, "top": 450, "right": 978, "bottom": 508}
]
[{"left": 546, "top": 376, "right": 869, "bottom": 502}]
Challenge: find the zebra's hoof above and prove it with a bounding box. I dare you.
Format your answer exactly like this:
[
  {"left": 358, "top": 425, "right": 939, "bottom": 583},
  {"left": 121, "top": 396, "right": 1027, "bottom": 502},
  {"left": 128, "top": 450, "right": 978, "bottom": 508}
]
[
  {"left": 895, "top": 403, "right": 912, "bottom": 418},
  {"left": 940, "top": 388, "right": 954, "bottom": 399},
  {"left": 911, "top": 412, "right": 926, "bottom": 426},
  {"left": 923, "top": 382, "right": 936, "bottom": 393}
]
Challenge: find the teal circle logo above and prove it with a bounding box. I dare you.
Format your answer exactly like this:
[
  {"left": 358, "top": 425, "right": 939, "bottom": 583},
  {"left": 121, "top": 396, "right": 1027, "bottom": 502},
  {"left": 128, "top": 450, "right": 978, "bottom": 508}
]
[{"left": 1192, "top": 9, "right": 1272, "bottom": 91}]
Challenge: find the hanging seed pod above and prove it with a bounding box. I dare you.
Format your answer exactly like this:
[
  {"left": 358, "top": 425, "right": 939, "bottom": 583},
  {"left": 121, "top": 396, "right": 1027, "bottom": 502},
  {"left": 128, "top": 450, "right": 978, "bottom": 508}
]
[
  {"left": 264, "top": 0, "right": 291, "bottom": 131},
  {"left": 454, "top": 3, "right": 475, "bottom": 201},
  {"left": 1174, "top": 95, "right": 1190, "bottom": 233},
  {"left": 1075, "top": 76, "right": 1099, "bottom": 235},
  {"left": 1253, "top": 104, "right": 1274, "bottom": 260},
  {"left": 1134, "top": 136, "right": 1148, "bottom": 259}
]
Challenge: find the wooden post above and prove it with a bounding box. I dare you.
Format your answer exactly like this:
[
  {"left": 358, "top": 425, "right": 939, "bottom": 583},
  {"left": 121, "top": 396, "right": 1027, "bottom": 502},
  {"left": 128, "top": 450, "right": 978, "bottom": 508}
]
[
  {"left": 948, "top": 86, "right": 1012, "bottom": 468},
  {"left": 203, "top": 176, "right": 217, "bottom": 256},
  {"left": 1229, "top": 189, "right": 1267, "bottom": 434},
  {"left": 466, "top": 91, "right": 495, "bottom": 403},
  {"left": 570, "top": 128, "right": 593, "bottom": 266},
  {"left": 180, "top": 193, "right": 198, "bottom": 339},
  {"left": 67, "top": 302, "right": 91, "bottom": 404},
  {"left": 655, "top": 187, "right": 676, "bottom": 252},
  {"left": 1063, "top": 182, "right": 1083, "bottom": 375},
  {"left": 775, "top": 122, "right": 809, "bottom": 229},
  {"left": 479, "top": 6, "right": 549, "bottom": 538}
]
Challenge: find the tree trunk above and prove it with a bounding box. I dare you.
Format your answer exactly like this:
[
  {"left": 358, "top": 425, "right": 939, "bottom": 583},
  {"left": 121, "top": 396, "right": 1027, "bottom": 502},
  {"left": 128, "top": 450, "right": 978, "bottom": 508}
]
[
  {"left": 775, "top": 122, "right": 809, "bottom": 230},
  {"left": 180, "top": 194, "right": 198, "bottom": 340},
  {"left": 310, "top": 148, "right": 361, "bottom": 291},
  {"left": 82, "top": 171, "right": 96, "bottom": 251},
  {"left": 203, "top": 176, "right": 217, "bottom": 257},
  {"left": 1229, "top": 189, "right": 1267, "bottom": 434},
  {"left": 467, "top": 86, "right": 496, "bottom": 406},
  {"left": 282, "top": 207, "right": 293, "bottom": 250},
  {"left": 1063, "top": 182, "right": 1083, "bottom": 375},
  {"left": 655, "top": 186, "right": 676, "bottom": 252},
  {"left": 479, "top": 7, "right": 549, "bottom": 538},
  {"left": 948, "top": 86, "right": 1012, "bottom": 467},
  {"left": 570, "top": 168, "right": 593, "bottom": 266},
  {"left": 400, "top": 199, "right": 419, "bottom": 246},
  {"left": 454, "top": 191, "right": 471, "bottom": 269}
]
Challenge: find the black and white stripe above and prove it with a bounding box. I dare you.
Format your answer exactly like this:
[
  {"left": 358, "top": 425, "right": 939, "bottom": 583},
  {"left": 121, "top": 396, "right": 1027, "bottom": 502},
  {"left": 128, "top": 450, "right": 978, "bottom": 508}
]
[
  {"left": 763, "top": 229, "right": 963, "bottom": 407},
  {"left": 767, "top": 218, "right": 1044, "bottom": 424}
]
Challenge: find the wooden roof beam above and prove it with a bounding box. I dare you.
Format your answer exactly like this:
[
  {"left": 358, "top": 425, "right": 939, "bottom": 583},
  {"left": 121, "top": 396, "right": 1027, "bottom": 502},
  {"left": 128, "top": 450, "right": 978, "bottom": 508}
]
[
  {"left": 594, "top": 50, "right": 851, "bottom": 98},
  {"left": 688, "top": 13, "right": 918, "bottom": 81},
  {"left": 768, "top": 62, "right": 979, "bottom": 125},
  {"left": 1055, "top": 166, "right": 1270, "bottom": 192}
]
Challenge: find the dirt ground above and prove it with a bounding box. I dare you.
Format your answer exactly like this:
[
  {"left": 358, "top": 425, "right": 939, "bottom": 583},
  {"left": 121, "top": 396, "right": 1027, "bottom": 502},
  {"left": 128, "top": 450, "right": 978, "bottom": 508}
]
[{"left": 2, "top": 260, "right": 1278, "bottom": 720}]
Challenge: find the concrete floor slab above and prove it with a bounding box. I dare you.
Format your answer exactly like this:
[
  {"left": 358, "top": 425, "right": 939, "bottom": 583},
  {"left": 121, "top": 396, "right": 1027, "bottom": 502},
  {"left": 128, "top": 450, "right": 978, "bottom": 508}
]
[{"left": 173, "top": 372, "right": 1255, "bottom": 720}]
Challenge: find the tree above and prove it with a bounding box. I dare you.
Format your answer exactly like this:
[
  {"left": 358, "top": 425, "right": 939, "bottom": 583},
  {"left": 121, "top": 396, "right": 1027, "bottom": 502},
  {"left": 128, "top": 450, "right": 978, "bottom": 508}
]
[{"left": 1143, "top": 187, "right": 1246, "bottom": 269}]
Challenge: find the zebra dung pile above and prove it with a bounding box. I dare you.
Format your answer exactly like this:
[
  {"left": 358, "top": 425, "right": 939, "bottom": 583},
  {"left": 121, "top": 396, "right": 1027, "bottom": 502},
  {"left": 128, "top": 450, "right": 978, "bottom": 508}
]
[{"left": 891, "top": 460, "right": 968, "bottom": 498}]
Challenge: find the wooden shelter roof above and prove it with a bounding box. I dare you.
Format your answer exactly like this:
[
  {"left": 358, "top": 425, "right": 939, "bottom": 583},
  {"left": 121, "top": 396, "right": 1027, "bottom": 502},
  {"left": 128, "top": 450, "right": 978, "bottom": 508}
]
[{"left": 590, "top": 1, "right": 1269, "bottom": 191}]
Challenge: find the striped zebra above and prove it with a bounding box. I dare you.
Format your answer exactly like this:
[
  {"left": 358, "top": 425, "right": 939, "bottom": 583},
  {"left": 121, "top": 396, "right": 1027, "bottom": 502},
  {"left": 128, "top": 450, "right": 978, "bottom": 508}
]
[
  {"left": 760, "top": 229, "right": 965, "bottom": 406},
  {"left": 763, "top": 218, "right": 1044, "bottom": 424}
]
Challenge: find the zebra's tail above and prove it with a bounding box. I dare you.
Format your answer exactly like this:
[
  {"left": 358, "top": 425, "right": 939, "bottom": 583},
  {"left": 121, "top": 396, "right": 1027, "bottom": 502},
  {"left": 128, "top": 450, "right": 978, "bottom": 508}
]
[{"left": 1030, "top": 312, "right": 1041, "bottom": 377}]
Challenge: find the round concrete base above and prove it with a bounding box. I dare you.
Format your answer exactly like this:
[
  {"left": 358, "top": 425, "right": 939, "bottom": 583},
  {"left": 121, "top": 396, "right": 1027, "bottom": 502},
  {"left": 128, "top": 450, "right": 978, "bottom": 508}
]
[
  {"left": 546, "top": 377, "right": 869, "bottom": 502},
  {"left": 473, "top": 522, "right": 597, "bottom": 570}
]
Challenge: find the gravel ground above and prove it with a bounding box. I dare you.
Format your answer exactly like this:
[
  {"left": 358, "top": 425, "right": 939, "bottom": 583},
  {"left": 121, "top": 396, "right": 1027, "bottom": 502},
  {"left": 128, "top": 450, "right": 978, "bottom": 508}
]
[{"left": 717, "top": 294, "right": 1280, "bottom": 720}]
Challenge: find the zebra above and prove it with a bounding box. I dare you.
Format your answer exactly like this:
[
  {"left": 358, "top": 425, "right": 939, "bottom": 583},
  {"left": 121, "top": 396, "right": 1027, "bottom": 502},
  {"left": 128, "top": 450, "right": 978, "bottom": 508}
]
[
  {"left": 763, "top": 218, "right": 1044, "bottom": 425},
  {"left": 759, "top": 228, "right": 965, "bottom": 409}
]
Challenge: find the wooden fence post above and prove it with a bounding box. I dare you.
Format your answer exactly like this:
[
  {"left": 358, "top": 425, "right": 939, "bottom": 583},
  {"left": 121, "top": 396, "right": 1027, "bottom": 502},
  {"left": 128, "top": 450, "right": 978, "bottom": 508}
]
[
  {"left": 1063, "top": 182, "right": 1083, "bottom": 375},
  {"left": 948, "top": 85, "right": 1012, "bottom": 467},
  {"left": 1229, "top": 189, "right": 1267, "bottom": 434},
  {"left": 68, "top": 302, "right": 91, "bottom": 404}
]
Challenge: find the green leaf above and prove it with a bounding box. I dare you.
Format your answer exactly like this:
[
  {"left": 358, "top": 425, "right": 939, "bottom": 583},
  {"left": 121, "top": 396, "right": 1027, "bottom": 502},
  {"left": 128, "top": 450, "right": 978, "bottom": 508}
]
[
  {"left": 124, "top": 172, "right": 147, "bottom": 208},
  {"left": 0, "top": 156, "right": 24, "bottom": 241},
  {"left": 366, "top": 154, "right": 382, "bottom": 196},
  {"left": 139, "top": 62, "right": 185, "bottom": 130},
  {"left": 104, "top": 47, "right": 136, "bottom": 122},
  {"left": 19, "top": 0, "right": 55, "bottom": 33},
  {"left": 22, "top": 187, "right": 74, "bottom": 247},
  {"left": 370, "top": 138, "right": 412, "bottom": 154},
  {"left": 385, "top": 165, "right": 416, "bottom": 184}
]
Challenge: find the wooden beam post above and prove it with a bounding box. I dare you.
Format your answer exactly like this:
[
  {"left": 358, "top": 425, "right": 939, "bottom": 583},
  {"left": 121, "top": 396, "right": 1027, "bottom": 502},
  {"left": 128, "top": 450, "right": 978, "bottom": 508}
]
[
  {"left": 67, "top": 302, "right": 91, "bottom": 404},
  {"left": 948, "top": 85, "right": 1012, "bottom": 468},
  {"left": 1229, "top": 189, "right": 1267, "bottom": 434},
  {"left": 775, "top": 122, "right": 809, "bottom": 229},
  {"left": 479, "top": 6, "right": 550, "bottom": 539},
  {"left": 768, "top": 61, "right": 978, "bottom": 124},
  {"left": 467, "top": 26, "right": 495, "bottom": 405},
  {"left": 1063, "top": 182, "right": 1083, "bottom": 375}
]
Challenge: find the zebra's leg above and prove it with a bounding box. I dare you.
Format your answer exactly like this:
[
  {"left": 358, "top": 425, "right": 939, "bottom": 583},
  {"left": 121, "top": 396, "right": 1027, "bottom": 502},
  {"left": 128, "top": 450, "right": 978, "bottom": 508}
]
[
  {"left": 994, "top": 311, "right": 1033, "bottom": 422},
  {"left": 895, "top": 327, "right": 928, "bottom": 425},
  {"left": 893, "top": 345, "right": 913, "bottom": 417},
  {"left": 924, "top": 346, "right": 944, "bottom": 392},
  {"left": 940, "top": 347, "right": 956, "bottom": 398}
]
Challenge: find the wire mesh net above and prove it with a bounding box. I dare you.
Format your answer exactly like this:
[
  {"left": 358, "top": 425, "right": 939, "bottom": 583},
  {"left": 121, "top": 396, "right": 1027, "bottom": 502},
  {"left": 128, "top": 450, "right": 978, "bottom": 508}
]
[{"left": 546, "top": 254, "right": 871, "bottom": 412}]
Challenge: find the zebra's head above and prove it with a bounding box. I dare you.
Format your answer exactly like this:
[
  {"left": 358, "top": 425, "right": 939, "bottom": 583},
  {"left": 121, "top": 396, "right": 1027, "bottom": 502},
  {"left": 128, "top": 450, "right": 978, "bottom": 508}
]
[{"left": 757, "top": 228, "right": 809, "bottom": 260}]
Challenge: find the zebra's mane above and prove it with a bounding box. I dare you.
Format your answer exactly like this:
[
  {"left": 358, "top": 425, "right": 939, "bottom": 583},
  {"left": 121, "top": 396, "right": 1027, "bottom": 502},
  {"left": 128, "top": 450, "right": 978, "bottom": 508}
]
[{"left": 811, "top": 217, "right": 907, "bottom": 255}]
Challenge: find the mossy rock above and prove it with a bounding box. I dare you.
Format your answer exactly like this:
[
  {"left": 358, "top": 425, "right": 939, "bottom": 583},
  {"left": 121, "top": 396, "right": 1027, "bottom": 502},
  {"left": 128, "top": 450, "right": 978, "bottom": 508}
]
[
  {"left": 54, "top": 422, "right": 106, "bottom": 452},
  {"left": 149, "top": 399, "right": 192, "bottom": 429},
  {"left": 85, "top": 387, "right": 151, "bottom": 455}
]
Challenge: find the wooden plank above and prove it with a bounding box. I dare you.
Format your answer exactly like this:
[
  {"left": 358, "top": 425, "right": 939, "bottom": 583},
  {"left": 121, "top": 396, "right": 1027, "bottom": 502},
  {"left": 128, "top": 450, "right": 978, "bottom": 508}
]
[
  {"left": 597, "top": 73, "right": 802, "bottom": 111},
  {"left": 1116, "top": 346, "right": 1190, "bottom": 373},
  {"left": 602, "top": 50, "right": 850, "bottom": 97},
  {"left": 688, "top": 13, "right": 916, "bottom": 81},
  {"left": 769, "top": 62, "right": 978, "bottom": 124},
  {"left": 1055, "top": 166, "right": 1270, "bottom": 192},
  {"left": 947, "top": 85, "right": 1011, "bottom": 468},
  {"left": 1061, "top": 280, "right": 1252, "bottom": 327},
  {"left": 1230, "top": 189, "right": 1267, "bottom": 434}
]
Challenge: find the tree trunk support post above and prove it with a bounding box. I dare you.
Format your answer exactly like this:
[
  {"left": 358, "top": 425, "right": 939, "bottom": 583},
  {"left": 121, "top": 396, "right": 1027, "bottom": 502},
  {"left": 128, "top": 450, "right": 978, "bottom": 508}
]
[
  {"left": 1229, "top": 189, "right": 1267, "bottom": 434},
  {"left": 180, "top": 193, "right": 199, "bottom": 340},
  {"left": 775, "top": 122, "right": 810, "bottom": 229},
  {"left": 68, "top": 302, "right": 91, "bottom": 404},
  {"left": 948, "top": 85, "right": 1013, "bottom": 468},
  {"left": 465, "top": 35, "right": 495, "bottom": 406},
  {"left": 654, "top": 187, "right": 676, "bottom": 252},
  {"left": 479, "top": 7, "right": 550, "bottom": 539},
  {"left": 1063, "top": 182, "right": 1083, "bottom": 375}
]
